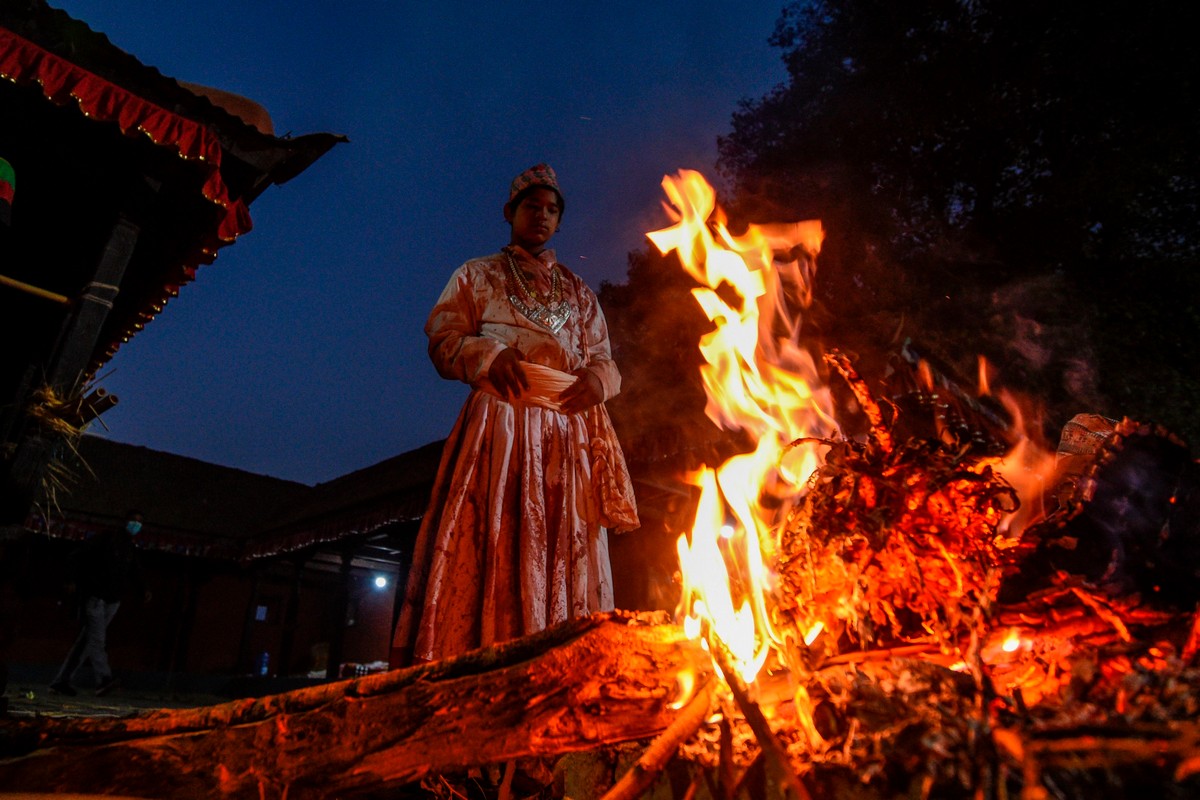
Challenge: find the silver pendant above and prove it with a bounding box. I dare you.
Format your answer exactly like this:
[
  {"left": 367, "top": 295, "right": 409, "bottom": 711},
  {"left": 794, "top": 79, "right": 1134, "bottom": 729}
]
[{"left": 509, "top": 294, "right": 573, "bottom": 333}]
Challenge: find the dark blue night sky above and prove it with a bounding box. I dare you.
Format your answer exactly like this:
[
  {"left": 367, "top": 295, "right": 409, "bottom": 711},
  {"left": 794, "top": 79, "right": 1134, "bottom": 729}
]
[{"left": 53, "top": 1, "right": 788, "bottom": 485}]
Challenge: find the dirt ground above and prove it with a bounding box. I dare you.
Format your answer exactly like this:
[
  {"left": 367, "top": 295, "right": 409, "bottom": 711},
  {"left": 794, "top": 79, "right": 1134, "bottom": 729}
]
[
  {"left": 2, "top": 675, "right": 226, "bottom": 720},
  {"left": 2, "top": 671, "right": 232, "bottom": 719}
]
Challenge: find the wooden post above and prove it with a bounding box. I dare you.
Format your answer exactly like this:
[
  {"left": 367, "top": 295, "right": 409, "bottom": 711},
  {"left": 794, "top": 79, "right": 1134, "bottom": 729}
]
[
  {"left": 325, "top": 548, "right": 354, "bottom": 680},
  {"left": 157, "top": 558, "right": 188, "bottom": 673},
  {"left": 49, "top": 216, "right": 139, "bottom": 391},
  {"left": 163, "top": 561, "right": 206, "bottom": 688},
  {"left": 277, "top": 558, "right": 305, "bottom": 676},
  {"left": 389, "top": 538, "right": 409, "bottom": 644},
  {"left": 236, "top": 569, "right": 263, "bottom": 674},
  {"left": 3, "top": 215, "right": 139, "bottom": 515}
]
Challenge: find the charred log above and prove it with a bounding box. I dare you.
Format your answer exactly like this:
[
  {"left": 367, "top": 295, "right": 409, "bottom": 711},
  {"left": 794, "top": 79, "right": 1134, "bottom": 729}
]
[
  {"left": 0, "top": 611, "right": 711, "bottom": 799},
  {"left": 1006, "top": 418, "right": 1200, "bottom": 605}
]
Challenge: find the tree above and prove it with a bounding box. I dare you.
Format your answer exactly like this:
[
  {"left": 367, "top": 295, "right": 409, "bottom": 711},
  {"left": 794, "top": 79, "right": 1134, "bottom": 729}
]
[
  {"left": 713, "top": 0, "right": 1199, "bottom": 442},
  {"left": 723, "top": 0, "right": 1198, "bottom": 270}
]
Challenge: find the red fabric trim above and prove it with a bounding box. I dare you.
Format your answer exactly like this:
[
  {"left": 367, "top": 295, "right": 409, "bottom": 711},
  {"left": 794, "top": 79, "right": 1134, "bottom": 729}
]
[
  {"left": 0, "top": 26, "right": 255, "bottom": 365},
  {"left": 29, "top": 499, "right": 424, "bottom": 563},
  {"left": 29, "top": 516, "right": 240, "bottom": 559},
  {"left": 0, "top": 28, "right": 252, "bottom": 242},
  {"left": 240, "top": 499, "right": 426, "bottom": 561}
]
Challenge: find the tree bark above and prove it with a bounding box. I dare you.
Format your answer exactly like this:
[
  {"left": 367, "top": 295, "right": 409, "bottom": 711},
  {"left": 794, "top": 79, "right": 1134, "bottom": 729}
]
[{"left": 0, "top": 612, "right": 710, "bottom": 799}]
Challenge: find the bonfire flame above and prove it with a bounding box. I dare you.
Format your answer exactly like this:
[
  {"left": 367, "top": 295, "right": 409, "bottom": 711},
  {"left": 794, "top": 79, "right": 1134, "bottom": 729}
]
[
  {"left": 648, "top": 170, "right": 836, "bottom": 683},
  {"left": 637, "top": 171, "right": 1194, "bottom": 797},
  {"left": 649, "top": 170, "right": 1053, "bottom": 690}
]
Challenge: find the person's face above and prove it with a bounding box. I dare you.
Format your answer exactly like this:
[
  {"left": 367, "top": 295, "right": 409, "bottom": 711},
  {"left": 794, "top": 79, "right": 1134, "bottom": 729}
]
[{"left": 507, "top": 187, "right": 561, "bottom": 252}]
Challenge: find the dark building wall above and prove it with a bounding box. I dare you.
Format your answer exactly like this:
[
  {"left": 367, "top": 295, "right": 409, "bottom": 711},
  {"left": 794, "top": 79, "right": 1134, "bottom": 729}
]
[
  {"left": 339, "top": 570, "right": 398, "bottom": 671},
  {"left": 187, "top": 571, "right": 255, "bottom": 675},
  {"left": 1, "top": 535, "right": 169, "bottom": 673},
  {"left": 1, "top": 532, "right": 397, "bottom": 682},
  {"left": 186, "top": 562, "right": 397, "bottom": 678},
  {"left": 2, "top": 535, "right": 92, "bottom": 667}
]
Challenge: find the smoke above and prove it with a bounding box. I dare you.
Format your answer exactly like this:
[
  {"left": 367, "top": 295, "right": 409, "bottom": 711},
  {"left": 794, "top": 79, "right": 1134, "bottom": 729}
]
[{"left": 984, "top": 273, "right": 1106, "bottom": 427}]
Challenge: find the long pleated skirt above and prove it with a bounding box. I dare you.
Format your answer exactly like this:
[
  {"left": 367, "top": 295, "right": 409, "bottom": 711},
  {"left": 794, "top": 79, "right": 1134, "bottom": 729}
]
[{"left": 390, "top": 389, "right": 621, "bottom": 664}]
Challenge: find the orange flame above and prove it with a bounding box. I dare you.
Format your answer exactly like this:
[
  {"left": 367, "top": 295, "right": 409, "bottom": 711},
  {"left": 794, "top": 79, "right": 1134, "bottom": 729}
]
[
  {"left": 974, "top": 353, "right": 1057, "bottom": 535},
  {"left": 651, "top": 171, "right": 1059, "bottom": 690},
  {"left": 649, "top": 171, "right": 836, "bottom": 683},
  {"left": 987, "top": 391, "right": 1058, "bottom": 537}
]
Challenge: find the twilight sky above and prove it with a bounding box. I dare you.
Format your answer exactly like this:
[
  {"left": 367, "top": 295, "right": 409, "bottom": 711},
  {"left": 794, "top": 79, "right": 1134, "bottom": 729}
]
[{"left": 54, "top": 1, "right": 789, "bottom": 485}]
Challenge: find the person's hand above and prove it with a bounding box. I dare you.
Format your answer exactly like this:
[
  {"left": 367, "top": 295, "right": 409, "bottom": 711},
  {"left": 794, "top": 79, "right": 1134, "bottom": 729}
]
[
  {"left": 143, "top": 589, "right": 153, "bottom": 604},
  {"left": 560, "top": 369, "right": 603, "bottom": 415},
  {"left": 488, "top": 347, "right": 528, "bottom": 400}
]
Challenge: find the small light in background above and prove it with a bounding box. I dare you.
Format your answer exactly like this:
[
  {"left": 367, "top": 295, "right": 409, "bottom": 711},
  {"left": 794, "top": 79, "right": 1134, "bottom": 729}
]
[{"left": 373, "top": 575, "right": 388, "bottom": 590}]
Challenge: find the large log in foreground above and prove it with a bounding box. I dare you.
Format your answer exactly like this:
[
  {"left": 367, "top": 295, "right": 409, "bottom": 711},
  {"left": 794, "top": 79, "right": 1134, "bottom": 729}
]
[{"left": 0, "top": 611, "right": 711, "bottom": 799}]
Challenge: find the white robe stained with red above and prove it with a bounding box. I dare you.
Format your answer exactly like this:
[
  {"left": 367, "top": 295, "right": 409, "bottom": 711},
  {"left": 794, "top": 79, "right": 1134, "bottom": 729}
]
[{"left": 391, "top": 247, "right": 638, "bottom": 664}]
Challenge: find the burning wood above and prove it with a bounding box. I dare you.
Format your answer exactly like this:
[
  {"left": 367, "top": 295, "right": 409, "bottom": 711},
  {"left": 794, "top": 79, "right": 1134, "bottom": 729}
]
[
  {"left": 772, "top": 349, "right": 1013, "bottom": 657},
  {"left": 643, "top": 170, "right": 1200, "bottom": 798},
  {"left": 657, "top": 397, "right": 1200, "bottom": 798}
]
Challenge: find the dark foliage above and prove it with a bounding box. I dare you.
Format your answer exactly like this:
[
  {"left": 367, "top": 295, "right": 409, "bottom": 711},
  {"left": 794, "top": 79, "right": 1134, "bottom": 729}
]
[
  {"left": 722, "top": 0, "right": 1199, "bottom": 270},
  {"left": 707, "top": 0, "right": 1199, "bottom": 443}
]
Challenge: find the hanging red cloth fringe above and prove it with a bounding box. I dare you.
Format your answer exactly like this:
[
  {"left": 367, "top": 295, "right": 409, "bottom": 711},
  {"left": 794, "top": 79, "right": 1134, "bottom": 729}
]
[{"left": 0, "top": 27, "right": 253, "bottom": 244}]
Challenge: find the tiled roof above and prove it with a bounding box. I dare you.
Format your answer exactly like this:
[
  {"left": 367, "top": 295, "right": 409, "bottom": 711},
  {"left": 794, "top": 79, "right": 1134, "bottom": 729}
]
[
  {"left": 243, "top": 441, "right": 444, "bottom": 559},
  {"left": 38, "top": 435, "right": 441, "bottom": 562},
  {"left": 41, "top": 435, "right": 311, "bottom": 558}
]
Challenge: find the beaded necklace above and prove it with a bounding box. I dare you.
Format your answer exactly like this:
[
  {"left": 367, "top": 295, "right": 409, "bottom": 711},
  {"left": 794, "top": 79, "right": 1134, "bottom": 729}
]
[{"left": 505, "top": 249, "right": 573, "bottom": 333}]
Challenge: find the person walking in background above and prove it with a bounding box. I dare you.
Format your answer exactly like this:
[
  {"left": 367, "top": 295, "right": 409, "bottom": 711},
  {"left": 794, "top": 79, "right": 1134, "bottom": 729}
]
[
  {"left": 50, "top": 509, "right": 149, "bottom": 697},
  {"left": 391, "top": 164, "right": 639, "bottom": 667}
]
